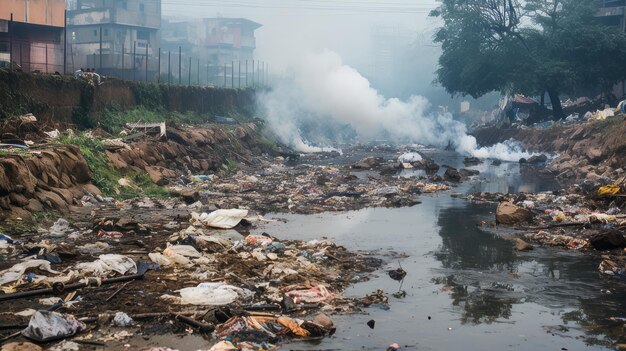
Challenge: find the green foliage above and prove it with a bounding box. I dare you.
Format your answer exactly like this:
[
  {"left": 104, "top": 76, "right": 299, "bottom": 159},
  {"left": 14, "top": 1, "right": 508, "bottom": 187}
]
[
  {"left": 56, "top": 132, "right": 173, "bottom": 199},
  {"left": 431, "top": 0, "right": 626, "bottom": 119},
  {"left": 98, "top": 105, "right": 206, "bottom": 134}
]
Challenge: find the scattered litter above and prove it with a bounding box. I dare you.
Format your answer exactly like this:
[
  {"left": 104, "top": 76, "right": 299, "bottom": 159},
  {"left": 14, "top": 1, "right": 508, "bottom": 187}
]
[{"left": 21, "top": 311, "right": 86, "bottom": 342}]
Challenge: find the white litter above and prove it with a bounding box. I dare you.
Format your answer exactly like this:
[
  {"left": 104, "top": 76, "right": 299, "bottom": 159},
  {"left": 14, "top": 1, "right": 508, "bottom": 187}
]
[
  {"left": 398, "top": 152, "right": 422, "bottom": 163},
  {"left": 75, "top": 254, "right": 137, "bottom": 276},
  {"left": 190, "top": 209, "right": 249, "bottom": 229},
  {"left": 0, "top": 260, "right": 60, "bottom": 286},
  {"left": 177, "top": 283, "right": 253, "bottom": 306},
  {"left": 21, "top": 311, "right": 86, "bottom": 342}
]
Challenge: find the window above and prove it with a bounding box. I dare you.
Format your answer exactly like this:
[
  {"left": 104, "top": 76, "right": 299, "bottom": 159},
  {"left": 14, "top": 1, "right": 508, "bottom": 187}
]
[
  {"left": 93, "top": 29, "right": 97, "bottom": 37},
  {"left": 104, "top": 29, "right": 109, "bottom": 36},
  {"left": 139, "top": 3, "right": 145, "bottom": 12},
  {"left": 137, "top": 30, "right": 149, "bottom": 41}
]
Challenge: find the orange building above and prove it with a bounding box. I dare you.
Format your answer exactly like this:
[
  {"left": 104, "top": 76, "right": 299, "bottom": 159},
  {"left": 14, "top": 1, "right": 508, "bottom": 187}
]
[{"left": 0, "top": 0, "right": 66, "bottom": 73}]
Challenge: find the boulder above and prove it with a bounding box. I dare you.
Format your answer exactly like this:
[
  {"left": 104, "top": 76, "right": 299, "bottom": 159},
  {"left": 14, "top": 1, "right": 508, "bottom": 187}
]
[
  {"left": 463, "top": 157, "right": 482, "bottom": 166},
  {"left": 176, "top": 188, "right": 200, "bottom": 204},
  {"left": 496, "top": 202, "right": 533, "bottom": 225},
  {"left": 145, "top": 166, "right": 176, "bottom": 186},
  {"left": 589, "top": 230, "right": 626, "bottom": 250},
  {"left": 586, "top": 147, "right": 603, "bottom": 164},
  {"left": 527, "top": 154, "right": 548, "bottom": 164},
  {"left": 444, "top": 168, "right": 461, "bottom": 182},
  {"left": 413, "top": 158, "right": 440, "bottom": 173},
  {"left": 514, "top": 238, "right": 534, "bottom": 251},
  {"left": 491, "top": 159, "right": 502, "bottom": 166},
  {"left": 459, "top": 168, "right": 480, "bottom": 178},
  {"left": 353, "top": 157, "right": 383, "bottom": 169}
]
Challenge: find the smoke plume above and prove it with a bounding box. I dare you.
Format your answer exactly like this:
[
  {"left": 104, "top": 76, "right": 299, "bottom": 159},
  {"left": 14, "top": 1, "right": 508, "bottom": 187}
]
[{"left": 260, "top": 50, "right": 534, "bottom": 161}]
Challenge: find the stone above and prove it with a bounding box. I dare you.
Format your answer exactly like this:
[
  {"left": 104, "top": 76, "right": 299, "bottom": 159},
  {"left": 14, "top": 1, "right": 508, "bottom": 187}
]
[
  {"left": 353, "top": 157, "right": 383, "bottom": 169},
  {"left": 463, "top": 157, "right": 482, "bottom": 166},
  {"left": 589, "top": 230, "right": 626, "bottom": 250},
  {"left": 24, "top": 199, "right": 44, "bottom": 212},
  {"left": 0, "top": 342, "right": 43, "bottom": 351},
  {"left": 527, "top": 154, "right": 548, "bottom": 164},
  {"left": 496, "top": 201, "right": 533, "bottom": 225},
  {"left": 459, "top": 168, "right": 480, "bottom": 178},
  {"left": 514, "top": 238, "right": 534, "bottom": 251},
  {"left": 176, "top": 188, "right": 200, "bottom": 204},
  {"left": 586, "top": 147, "right": 603, "bottom": 163},
  {"left": 8, "top": 193, "right": 29, "bottom": 207},
  {"left": 491, "top": 159, "right": 502, "bottom": 166},
  {"left": 413, "top": 158, "right": 440, "bottom": 173},
  {"left": 444, "top": 168, "right": 461, "bottom": 182},
  {"left": 146, "top": 166, "right": 176, "bottom": 186}
]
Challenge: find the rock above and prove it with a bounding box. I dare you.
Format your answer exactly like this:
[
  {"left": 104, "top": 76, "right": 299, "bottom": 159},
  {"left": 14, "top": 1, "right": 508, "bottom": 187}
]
[
  {"left": 367, "top": 319, "right": 376, "bottom": 329},
  {"left": 313, "top": 314, "right": 334, "bottom": 330},
  {"left": 444, "top": 168, "right": 461, "bottom": 182},
  {"left": 463, "top": 157, "right": 482, "bottom": 166},
  {"left": 24, "top": 199, "right": 44, "bottom": 212},
  {"left": 413, "top": 158, "right": 440, "bottom": 173},
  {"left": 586, "top": 147, "right": 603, "bottom": 163},
  {"left": 459, "top": 169, "right": 480, "bottom": 177},
  {"left": 496, "top": 202, "right": 533, "bottom": 225},
  {"left": 9, "top": 193, "right": 29, "bottom": 207},
  {"left": 234, "top": 127, "right": 248, "bottom": 139},
  {"left": 145, "top": 166, "right": 176, "bottom": 186},
  {"left": 527, "top": 154, "right": 548, "bottom": 164},
  {"left": 491, "top": 159, "right": 502, "bottom": 166},
  {"left": 176, "top": 188, "right": 199, "bottom": 204},
  {"left": 519, "top": 158, "right": 528, "bottom": 164},
  {"left": 589, "top": 230, "right": 626, "bottom": 250},
  {"left": 379, "top": 163, "right": 402, "bottom": 176},
  {"left": 353, "top": 157, "right": 383, "bottom": 169},
  {"left": 514, "top": 238, "right": 534, "bottom": 251},
  {"left": 0, "top": 342, "right": 43, "bottom": 351},
  {"left": 586, "top": 172, "right": 601, "bottom": 180},
  {"left": 430, "top": 174, "right": 444, "bottom": 182}
]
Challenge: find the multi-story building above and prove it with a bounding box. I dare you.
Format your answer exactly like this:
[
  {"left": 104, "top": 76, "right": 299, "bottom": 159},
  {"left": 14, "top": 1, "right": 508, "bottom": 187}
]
[
  {"left": 67, "top": 0, "right": 161, "bottom": 80},
  {"left": 598, "top": 0, "right": 626, "bottom": 96},
  {"left": 0, "top": 0, "right": 66, "bottom": 72},
  {"left": 161, "top": 17, "right": 261, "bottom": 85}
]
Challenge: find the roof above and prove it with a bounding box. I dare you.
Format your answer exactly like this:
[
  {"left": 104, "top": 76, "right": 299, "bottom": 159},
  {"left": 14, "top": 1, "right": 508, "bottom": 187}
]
[
  {"left": 204, "top": 18, "right": 262, "bottom": 30},
  {"left": 513, "top": 95, "right": 539, "bottom": 105}
]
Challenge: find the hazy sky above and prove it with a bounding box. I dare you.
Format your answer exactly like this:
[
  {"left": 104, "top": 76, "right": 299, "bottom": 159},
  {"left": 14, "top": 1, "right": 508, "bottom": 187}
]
[{"left": 161, "top": 0, "right": 442, "bottom": 75}]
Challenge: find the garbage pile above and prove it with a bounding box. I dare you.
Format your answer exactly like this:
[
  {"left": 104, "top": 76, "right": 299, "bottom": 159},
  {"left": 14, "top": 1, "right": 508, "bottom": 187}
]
[
  {"left": 467, "top": 176, "right": 626, "bottom": 275},
  {"left": 0, "top": 205, "right": 383, "bottom": 349}
]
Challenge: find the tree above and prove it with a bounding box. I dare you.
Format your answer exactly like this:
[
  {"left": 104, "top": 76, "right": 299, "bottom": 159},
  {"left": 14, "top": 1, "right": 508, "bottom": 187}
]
[{"left": 431, "top": 0, "right": 626, "bottom": 120}]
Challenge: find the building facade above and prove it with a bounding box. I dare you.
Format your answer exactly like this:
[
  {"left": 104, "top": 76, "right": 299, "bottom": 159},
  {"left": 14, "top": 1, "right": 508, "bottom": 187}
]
[
  {"left": 67, "top": 0, "right": 161, "bottom": 80},
  {"left": 0, "top": 0, "right": 66, "bottom": 72},
  {"left": 161, "top": 17, "right": 261, "bottom": 85}
]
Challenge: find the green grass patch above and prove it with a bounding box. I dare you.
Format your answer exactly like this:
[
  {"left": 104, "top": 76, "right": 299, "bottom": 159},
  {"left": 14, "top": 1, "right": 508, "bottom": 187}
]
[
  {"left": 56, "top": 132, "right": 173, "bottom": 199},
  {"left": 98, "top": 105, "right": 208, "bottom": 134}
]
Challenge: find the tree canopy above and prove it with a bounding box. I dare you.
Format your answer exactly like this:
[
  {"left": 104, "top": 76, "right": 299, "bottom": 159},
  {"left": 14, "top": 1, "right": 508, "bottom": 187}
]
[{"left": 431, "top": 0, "right": 626, "bottom": 119}]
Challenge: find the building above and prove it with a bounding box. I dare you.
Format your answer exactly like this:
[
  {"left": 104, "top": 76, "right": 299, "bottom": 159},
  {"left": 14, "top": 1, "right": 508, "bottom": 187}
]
[
  {"left": 598, "top": 0, "right": 626, "bottom": 96},
  {"left": 67, "top": 0, "right": 161, "bottom": 81},
  {"left": 161, "top": 17, "right": 262, "bottom": 85},
  {"left": 0, "top": 0, "right": 66, "bottom": 73}
]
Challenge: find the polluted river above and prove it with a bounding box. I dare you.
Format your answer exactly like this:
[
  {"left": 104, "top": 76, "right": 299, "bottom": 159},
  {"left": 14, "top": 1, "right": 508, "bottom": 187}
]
[
  {"left": 253, "top": 150, "right": 624, "bottom": 351},
  {"left": 1, "top": 145, "right": 625, "bottom": 351}
]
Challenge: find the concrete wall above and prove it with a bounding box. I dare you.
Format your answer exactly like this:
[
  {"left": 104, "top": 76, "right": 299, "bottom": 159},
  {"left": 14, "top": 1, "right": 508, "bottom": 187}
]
[
  {"left": 0, "top": 70, "right": 257, "bottom": 127},
  {"left": 0, "top": 0, "right": 65, "bottom": 27}
]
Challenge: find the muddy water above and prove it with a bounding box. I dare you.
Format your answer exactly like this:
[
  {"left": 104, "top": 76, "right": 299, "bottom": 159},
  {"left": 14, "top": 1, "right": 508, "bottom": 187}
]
[{"left": 254, "top": 152, "right": 626, "bottom": 350}]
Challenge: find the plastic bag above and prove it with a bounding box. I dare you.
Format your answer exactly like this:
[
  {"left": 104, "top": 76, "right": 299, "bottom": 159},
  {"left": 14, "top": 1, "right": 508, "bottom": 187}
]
[
  {"left": 0, "top": 260, "right": 60, "bottom": 286},
  {"left": 286, "top": 285, "right": 334, "bottom": 304},
  {"left": 75, "top": 254, "right": 137, "bottom": 276},
  {"left": 398, "top": 152, "right": 422, "bottom": 163},
  {"left": 178, "top": 283, "right": 253, "bottom": 306},
  {"left": 190, "top": 209, "right": 249, "bottom": 229},
  {"left": 21, "top": 311, "right": 86, "bottom": 342},
  {"left": 148, "top": 253, "right": 173, "bottom": 266},
  {"left": 598, "top": 184, "right": 621, "bottom": 197}
]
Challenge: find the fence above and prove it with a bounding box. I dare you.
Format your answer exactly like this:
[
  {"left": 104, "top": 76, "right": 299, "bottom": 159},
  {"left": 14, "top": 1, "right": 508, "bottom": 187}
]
[{"left": 1, "top": 17, "right": 270, "bottom": 88}]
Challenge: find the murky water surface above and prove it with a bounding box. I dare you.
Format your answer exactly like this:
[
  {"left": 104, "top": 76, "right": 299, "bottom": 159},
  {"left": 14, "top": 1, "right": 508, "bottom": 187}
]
[{"left": 253, "top": 151, "right": 625, "bottom": 350}]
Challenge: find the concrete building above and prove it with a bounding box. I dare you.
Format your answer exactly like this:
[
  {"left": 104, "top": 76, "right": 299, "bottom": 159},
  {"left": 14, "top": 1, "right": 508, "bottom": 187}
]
[
  {"left": 67, "top": 0, "right": 161, "bottom": 80},
  {"left": 0, "top": 0, "right": 66, "bottom": 72},
  {"left": 161, "top": 17, "right": 261, "bottom": 85},
  {"left": 598, "top": 0, "right": 626, "bottom": 96}
]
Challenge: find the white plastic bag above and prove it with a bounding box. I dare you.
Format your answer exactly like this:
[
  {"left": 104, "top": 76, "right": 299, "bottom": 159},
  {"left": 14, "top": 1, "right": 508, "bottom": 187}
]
[
  {"left": 190, "top": 209, "right": 249, "bottom": 229},
  {"left": 177, "top": 283, "right": 253, "bottom": 306},
  {"left": 21, "top": 311, "right": 86, "bottom": 342},
  {"left": 0, "top": 260, "right": 60, "bottom": 286},
  {"left": 398, "top": 152, "right": 422, "bottom": 163},
  {"left": 75, "top": 254, "right": 137, "bottom": 276}
]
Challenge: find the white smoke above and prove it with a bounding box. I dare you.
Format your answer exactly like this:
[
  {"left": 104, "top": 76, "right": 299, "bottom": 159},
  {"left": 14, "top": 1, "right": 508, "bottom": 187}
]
[{"left": 260, "top": 50, "right": 535, "bottom": 161}]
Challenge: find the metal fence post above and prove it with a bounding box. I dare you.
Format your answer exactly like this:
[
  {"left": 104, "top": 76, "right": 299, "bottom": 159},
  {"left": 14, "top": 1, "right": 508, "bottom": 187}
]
[
  {"left": 168, "top": 51, "right": 171, "bottom": 84},
  {"left": 252, "top": 60, "right": 255, "bottom": 87},
  {"left": 45, "top": 43, "right": 48, "bottom": 73},
  {"left": 238, "top": 61, "right": 241, "bottom": 88},
  {"left": 9, "top": 13, "right": 13, "bottom": 70},
  {"left": 231, "top": 61, "right": 234, "bottom": 88},
  {"left": 223, "top": 64, "right": 227, "bottom": 87},
  {"left": 197, "top": 58, "right": 200, "bottom": 85},
  {"left": 178, "top": 46, "right": 181, "bottom": 85},
  {"left": 145, "top": 42, "right": 148, "bottom": 82},
  {"left": 246, "top": 60, "right": 248, "bottom": 87},
  {"left": 99, "top": 26, "right": 102, "bottom": 72},
  {"left": 188, "top": 56, "right": 191, "bottom": 85},
  {"left": 122, "top": 43, "right": 125, "bottom": 80},
  {"left": 63, "top": 10, "right": 67, "bottom": 74},
  {"left": 158, "top": 48, "right": 161, "bottom": 83},
  {"left": 133, "top": 41, "right": 136, "bottom": 81}
]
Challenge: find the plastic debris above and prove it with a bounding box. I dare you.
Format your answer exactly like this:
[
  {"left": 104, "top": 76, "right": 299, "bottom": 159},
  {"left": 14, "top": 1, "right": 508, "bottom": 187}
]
[
  {"left": 21, "top": 311, "right": 86, "bottom": 342},
  {"left": 190, "top": 209, "right": 249, "bottom": 229},
  {"left": 177, "top": 283, "right": 254, "bottom": 306},
  {"left": 0, "top": 260, "right": 60, "bottom": 286},
  {"left": 112, "top": 312, "right": 134, "bottom": 327},
  {"left": 597, "top": 184, "right": 621, "bottom": 197},
  {"left": 286, "top": 285, "right": 334, "bottom": 304},
  {"left": 75, "top": 254, "right": 137, "bottom": 276}
]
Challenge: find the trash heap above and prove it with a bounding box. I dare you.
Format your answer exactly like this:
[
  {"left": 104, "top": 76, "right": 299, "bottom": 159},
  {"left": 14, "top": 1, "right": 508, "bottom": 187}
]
[
  {"left": 0, "top": 207, "right": 383, "bottom": 349},
  {"left": 467, "top": 176, "right": 626, "bottom": 275}
]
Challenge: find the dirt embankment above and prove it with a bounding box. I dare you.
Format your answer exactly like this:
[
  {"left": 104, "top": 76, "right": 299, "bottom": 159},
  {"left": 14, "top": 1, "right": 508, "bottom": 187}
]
[
  {"left": 0, "top": 145, "right": 100, "bottom": 221},
  {"left": 472, "top": 116, "right": 626, "bottom": 180},
  {"left": 106, "top": 124, "right": 277, "bottom": 186}
]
